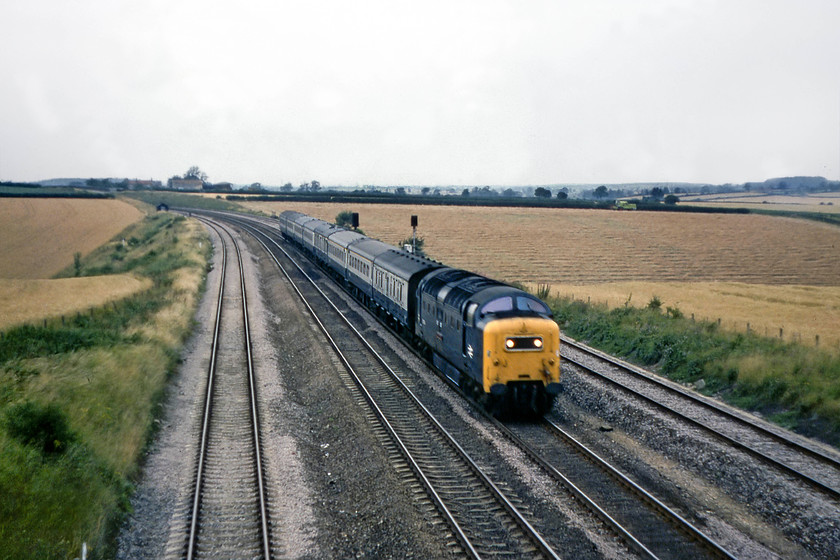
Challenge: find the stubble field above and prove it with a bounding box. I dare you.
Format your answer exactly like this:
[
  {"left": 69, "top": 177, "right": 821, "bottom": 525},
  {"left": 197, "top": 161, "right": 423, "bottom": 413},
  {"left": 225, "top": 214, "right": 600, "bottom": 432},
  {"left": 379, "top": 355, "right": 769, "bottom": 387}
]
[
  {"left": 0, "top": 198, "right": 144, "bottom": 279},
  {"left": 0, "top": 198, "right": 146, "bottom": 329},
  {"left": 239, "top": 200, "right": 840, "bottom": 348}
]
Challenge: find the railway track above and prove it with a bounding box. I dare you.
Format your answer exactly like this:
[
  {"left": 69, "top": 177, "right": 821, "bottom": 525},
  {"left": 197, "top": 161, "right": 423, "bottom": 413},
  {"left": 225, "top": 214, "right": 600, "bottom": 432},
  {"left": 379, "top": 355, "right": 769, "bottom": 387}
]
[
  {"left": 181, "top": 218, "right": 271, "bottom": 559},
  {"left": 208, "top": 211, "right": 741, "bottom": 558},
  {"left": 188, "top": 209, "right": 839, "bottom": 557},
  {"left": 561, "top": 338, "right": 840, "bottom": 501},
  {"left": 499, "top": 417, "right": 734, "bottom": 559},
  {"left": 237, "top": 216, "right": 560, "bottom": 559}
]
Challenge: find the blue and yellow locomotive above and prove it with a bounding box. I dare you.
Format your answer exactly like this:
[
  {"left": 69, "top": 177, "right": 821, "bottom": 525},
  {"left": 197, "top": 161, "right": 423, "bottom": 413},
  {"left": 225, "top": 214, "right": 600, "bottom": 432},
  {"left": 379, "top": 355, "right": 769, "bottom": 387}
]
[{"left": 277, "top": 210, "right": 561, "bottom": 416}]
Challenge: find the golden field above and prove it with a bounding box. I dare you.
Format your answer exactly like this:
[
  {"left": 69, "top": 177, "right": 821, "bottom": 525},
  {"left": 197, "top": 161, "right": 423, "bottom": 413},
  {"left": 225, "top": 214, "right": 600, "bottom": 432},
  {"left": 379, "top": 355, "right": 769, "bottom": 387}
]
[
  {"left": 0, "top": 275, "right": 152, "bottom": 331},
  {"left": 677, "top": 191, "right": 840, "bottom": 214},
  {"left": 0, "top": 198, "right": 144, "bottom": 279},
  {"left": 0, "top": 198, "right": 146, "bottom": 330},
  {"left": 237, "top": 200, "right": 840, "bottom": 348},
  {"left": 544, "top": 281, "right": 840, "bottom": 349}
]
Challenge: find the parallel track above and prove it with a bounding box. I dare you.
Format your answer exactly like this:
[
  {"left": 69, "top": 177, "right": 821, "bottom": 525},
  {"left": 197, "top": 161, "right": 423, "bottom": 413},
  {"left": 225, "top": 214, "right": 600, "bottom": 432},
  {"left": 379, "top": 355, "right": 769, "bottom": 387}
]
[
  {"left": 562, "top": 338, "right": 840, "bottom": 501},
  {"left": 236, "top": 217, "right": 561, "bottom": 559},
  {"left": 207, "top": 210, "right": 738, "bottom": 558},
  {"left": 184, "top": 219, "right": 271, "bottom": 560}
]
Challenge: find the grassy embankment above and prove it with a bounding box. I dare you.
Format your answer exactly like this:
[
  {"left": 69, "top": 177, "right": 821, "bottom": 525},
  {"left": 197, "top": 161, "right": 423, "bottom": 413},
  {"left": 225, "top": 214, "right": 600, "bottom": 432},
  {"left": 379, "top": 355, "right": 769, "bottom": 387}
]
[
  {"left": 0, "top": 211, "right": 210, "bottom": 559},
  {"left": 543, "top": 291, "right": 840, "bottom": 447}
]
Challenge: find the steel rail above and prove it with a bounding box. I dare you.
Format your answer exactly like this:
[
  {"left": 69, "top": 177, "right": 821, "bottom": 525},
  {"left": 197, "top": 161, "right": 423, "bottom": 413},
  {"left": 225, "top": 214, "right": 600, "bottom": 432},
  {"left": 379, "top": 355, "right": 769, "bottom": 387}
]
[
  {"left": 562, "top": 337, "right": 840, "bottom": 500},
  {"left": 185, "top": 220, "right": 226, "bottom": 560},
  {"left": 185, "top": 218, "right": 272, "bottom": 560},
  {"left": 234, "top": 217, "right": 562, "bottom": 560},
  {"left": 228, "top": 220, "right": 272, "bottom": 559},
  {"left": 205, "top": 210, "right": 732, "bottom": 559}
]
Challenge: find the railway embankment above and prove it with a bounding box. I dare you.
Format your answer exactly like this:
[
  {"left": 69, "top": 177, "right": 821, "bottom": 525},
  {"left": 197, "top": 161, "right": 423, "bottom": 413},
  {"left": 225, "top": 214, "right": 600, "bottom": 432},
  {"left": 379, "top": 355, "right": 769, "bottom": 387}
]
[
  {"left": 549, "top": 296, "right": 840, "bottom": 449},
  {"left": 0, "top": 211, "right": 210, "bottom": 559}
]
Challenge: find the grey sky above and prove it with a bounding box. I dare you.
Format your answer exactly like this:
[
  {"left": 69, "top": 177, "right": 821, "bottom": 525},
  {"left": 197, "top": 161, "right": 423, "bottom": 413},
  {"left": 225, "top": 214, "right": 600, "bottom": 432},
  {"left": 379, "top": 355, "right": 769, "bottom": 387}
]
[{"left": 1, "top": 0, "right": 839, "bottom": 187}]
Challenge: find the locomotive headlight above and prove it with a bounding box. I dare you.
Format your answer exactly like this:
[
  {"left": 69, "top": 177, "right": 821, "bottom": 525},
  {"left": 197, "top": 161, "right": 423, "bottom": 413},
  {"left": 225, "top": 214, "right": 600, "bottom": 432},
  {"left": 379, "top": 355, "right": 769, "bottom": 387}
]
[{"left": 504, "top": 336, "right": 544, "bottom": 351}]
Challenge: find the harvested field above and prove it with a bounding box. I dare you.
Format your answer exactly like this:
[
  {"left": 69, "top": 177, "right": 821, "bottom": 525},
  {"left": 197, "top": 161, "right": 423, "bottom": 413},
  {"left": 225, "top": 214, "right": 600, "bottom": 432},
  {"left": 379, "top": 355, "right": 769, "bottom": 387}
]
[
  {"left": 236, "top": 200, "right": 840, "bottom": 347},
  {"left": 0, "top": 275, "right": 152, "bottom": 331},
  {"left": 0, "top": 198, "right": 144, "bottom": 279},
  {"left": 544, "top": 281, "right": 840, "bottom": 349},
  {"left": 677, "top": 192, "right": 840, "bottom": 214},
  {"left": 238, "top": 201, "right": 840, "bottom": 286}
]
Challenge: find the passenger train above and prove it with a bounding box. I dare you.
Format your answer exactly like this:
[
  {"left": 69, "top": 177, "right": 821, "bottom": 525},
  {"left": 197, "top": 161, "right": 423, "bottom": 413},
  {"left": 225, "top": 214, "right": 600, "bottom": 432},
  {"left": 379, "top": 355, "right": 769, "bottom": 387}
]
[{"left": 276, "top": 210, "right": 561, "bottom": 416}]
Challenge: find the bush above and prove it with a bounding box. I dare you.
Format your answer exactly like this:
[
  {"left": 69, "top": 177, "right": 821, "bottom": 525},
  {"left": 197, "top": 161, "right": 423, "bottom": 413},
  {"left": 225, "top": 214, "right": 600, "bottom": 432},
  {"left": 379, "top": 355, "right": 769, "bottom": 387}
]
[{"left": 5, "top": 401, "right": 76, "bottom": 455}]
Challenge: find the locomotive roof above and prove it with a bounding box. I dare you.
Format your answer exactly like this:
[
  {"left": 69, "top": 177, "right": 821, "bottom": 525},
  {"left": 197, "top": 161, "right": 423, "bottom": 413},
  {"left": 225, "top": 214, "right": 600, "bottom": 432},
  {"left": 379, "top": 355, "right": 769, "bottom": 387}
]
[{"left": 416, "top": 267, "right": 547, "bottom": 313}]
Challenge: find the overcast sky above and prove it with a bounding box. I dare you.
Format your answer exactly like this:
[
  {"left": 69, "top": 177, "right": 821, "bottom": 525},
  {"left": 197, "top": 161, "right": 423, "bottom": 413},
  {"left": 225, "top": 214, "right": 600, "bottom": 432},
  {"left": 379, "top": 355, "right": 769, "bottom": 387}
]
[{"left": 1, "top": 0, "right": 839, "bottom": 187}]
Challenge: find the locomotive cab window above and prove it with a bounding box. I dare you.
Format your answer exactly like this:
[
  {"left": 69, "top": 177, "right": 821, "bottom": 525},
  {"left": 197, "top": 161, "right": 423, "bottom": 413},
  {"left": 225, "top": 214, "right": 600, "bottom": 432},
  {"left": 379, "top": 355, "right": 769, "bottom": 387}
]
[
  {"left": 516, "top": 296, "right": 550, "bottom": 315},
  {"left": 481, "top": 297, "right": 513, "bottom": 315}
]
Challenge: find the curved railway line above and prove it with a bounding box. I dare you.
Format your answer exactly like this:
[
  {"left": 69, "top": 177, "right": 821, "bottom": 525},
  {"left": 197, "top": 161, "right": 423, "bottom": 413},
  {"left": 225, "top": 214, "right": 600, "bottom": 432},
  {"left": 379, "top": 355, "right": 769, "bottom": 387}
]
[
  {"left": 158, "top": 208, "right": 840, "bottom": 559},
  {"left": 237, "top": 214, "right": 561, "bottom": 559},
  {"left": 181, "top": 218, "right": 272, "bottom": 559},
  {"left": 202, "top": 210, "right": 753, "bottom": 558}
]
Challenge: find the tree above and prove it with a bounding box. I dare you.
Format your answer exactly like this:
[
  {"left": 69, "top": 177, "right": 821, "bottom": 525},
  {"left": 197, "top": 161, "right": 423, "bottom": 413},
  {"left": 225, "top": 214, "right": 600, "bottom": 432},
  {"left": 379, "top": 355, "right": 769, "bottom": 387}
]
[
  {"left": 310, "top": 180, "right": 321, "bottom": 192},
  {"left": 421, "top": 187, "right": 431, "bottom": 196},
  {"left": 461, "top": 188, "right": 470, "bottom": 197},
  {"left": 399, "top": 236, "right": 426, "bottom": 256},
  {"left": 594, "top": 185, "right": 609, "bottom": 199},
  {"left": 335, "top": 210, "right": 354, "bottom": 227},
  {"left": 556, "top": 190, "right": 568, "bottom": 200},
  {"left": 650, "top": 187, "right": 664, "bottom": 199},
  {"left": 184, "top": 166, "right": 208, "bottom": 182},
  {"left": 280, "top": 183, "right": 293, "bottom": 192},
  {"left": 534, "top": 187, "right": 552, "bottom": 198},
  {"left": 664, "top": 194, "right": 679, "bottom": 205}
]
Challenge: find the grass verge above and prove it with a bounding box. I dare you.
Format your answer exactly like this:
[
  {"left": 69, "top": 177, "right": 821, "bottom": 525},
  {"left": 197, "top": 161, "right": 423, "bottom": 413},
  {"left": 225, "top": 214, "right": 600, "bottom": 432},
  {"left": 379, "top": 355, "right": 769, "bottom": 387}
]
[
  {"left": 548, "top": 295, "right": 840, "bottom": 448},
  {"left": 0, "top": 210, "right": 210, "bottom": 559}
]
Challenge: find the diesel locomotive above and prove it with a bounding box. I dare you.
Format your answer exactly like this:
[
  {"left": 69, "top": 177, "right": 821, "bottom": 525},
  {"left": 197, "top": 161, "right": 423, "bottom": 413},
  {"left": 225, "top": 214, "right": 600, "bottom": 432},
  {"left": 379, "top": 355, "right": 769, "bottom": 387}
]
[{"left": 277, "top": 210, "right": 561, "bottom": 416}]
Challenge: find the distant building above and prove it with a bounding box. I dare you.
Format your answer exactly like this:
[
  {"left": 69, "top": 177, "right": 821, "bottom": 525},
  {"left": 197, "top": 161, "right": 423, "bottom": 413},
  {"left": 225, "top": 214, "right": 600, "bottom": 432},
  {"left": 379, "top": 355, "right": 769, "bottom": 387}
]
[{"left": 168, "top": 178, "right": 204, "bottom": 191}]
